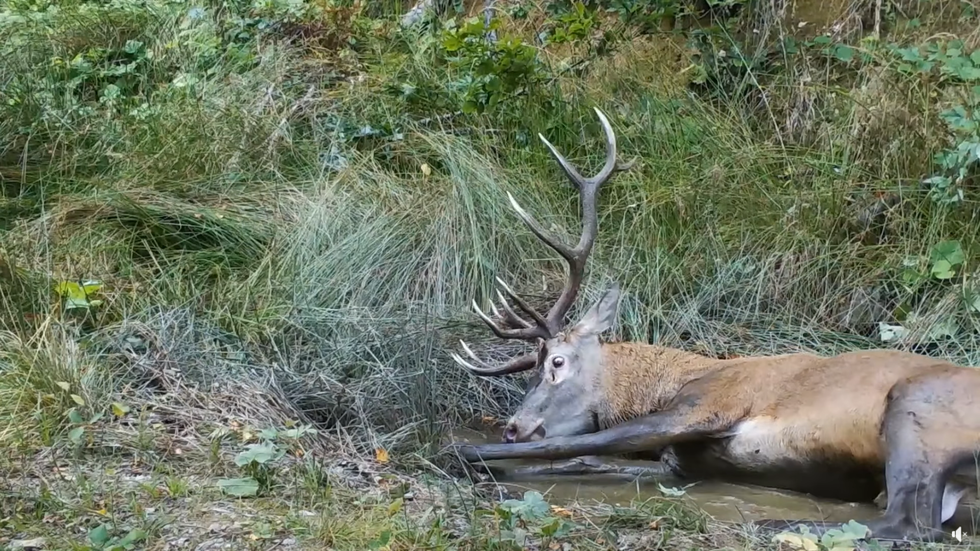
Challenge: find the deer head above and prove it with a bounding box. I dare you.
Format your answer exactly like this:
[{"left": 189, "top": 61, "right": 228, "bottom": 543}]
[{"left": 451, "top": 107, "right": 631, "bottom": 443}]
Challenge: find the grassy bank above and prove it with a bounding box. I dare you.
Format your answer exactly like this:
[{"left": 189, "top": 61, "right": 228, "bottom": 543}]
[{"left": 3, "top": 0, "right": 980, "bottom": 547}]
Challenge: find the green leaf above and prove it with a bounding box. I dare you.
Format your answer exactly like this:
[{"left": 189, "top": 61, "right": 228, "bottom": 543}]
[
  {"left": 68, "top": 408, "right": 84, "bottom": 424},
  {"left": 234, "top": 441, "right": 285, "bottom": 466},
  {"left": 929, "top": 240, "right": 966, "bottom": 279},
  {"left": 111, "top": 402, "right": 130, "bottom": 417},
  {"left": 498, "top": 490, "right": 550, "bottom": 520},
  {"left": 368, "top": 530, "right": 392, "bottom": 550},
  {"left": 56, "top": 381, "right": 71, "bottom": 391},
  {"left": 89, "top": 523, "right": 111, "bottom": 546},
  {"left": 441, "top": 34, "right": 462, "bottom": 52},
  {"left": 68, "top": 426, "right": 85, "bottom": 444},
  {"left": 71, "top": 394, "right": 86, "bottom": 406},
  {"left": 931, "top": 240, "right": 965, "bottom": 265},
  {"left": 833, "top": 44, "right": 855, "bottom": 62},
  {"left": 895, "top": 46, "right": 922, "bottom": 62},
  {"left": 539, "top": 517, "right": 572, "bottom": 537},
  {"left": 820, "top": 519, "right": 869, "bottom": 546},
  {"left": 955, "top": 65, "right": 980, "bottom": 81},
  {"left": 931, "top": 259, "right": 955, "bottom": 279},
  {"left": 964, "top": 290, "right": 980, "bottom": 313},
  {"left": 217, "top": 477, "right": 259, "bottom": 497},
  {"left": 116, "top": 528, "right": 147, "bottom": 546}
]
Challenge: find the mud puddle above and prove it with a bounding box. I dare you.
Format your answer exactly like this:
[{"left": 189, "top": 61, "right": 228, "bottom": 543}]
[{"left": 453, "top": 427, "right": 980, "bottom": 535}]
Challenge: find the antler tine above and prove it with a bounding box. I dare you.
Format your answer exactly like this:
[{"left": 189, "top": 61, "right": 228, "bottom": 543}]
[
  {"left": 451, "top": 340, "right": 538, "bottom": 376},
  {"left": 493, "top": 289, "right": 532, "bottom": 329},
  {"left": 538, "top": 108, "right": 619, "bottom": 191},
  {"left": 471, "top": 299, "right": 550, "bottom": 341},
  {"left": 495, "top": 277, "right": 550, "bottom": 330},
  {"left": 511, "top": 107, "right": 630, "bottom": 333}
]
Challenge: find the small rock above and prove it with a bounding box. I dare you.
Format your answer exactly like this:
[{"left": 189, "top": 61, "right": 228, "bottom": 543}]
[
  {"left": 281, "top": 538, "right": 296, "bottom": 546},
  {"left": 403, "top": 492, "right": 415, "bottom": 501},
  {"left": 10, "top": 538, "right": 46, "bottom": 550}
]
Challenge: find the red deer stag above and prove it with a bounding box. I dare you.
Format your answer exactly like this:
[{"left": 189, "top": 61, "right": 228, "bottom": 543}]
[{"left": 448, "top": 107, "right": 980, "bottom": 543}]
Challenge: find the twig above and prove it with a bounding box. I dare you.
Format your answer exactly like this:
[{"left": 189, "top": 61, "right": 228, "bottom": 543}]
[{"left": 873, "top": 0, "right": 882, "bottom": 40}]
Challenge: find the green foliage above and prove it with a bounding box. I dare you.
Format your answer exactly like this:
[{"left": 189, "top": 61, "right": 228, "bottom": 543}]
[
  {"left": 773, "top": 520, "right": 870, "bottom": 551},
  {"left": 477, "top": 491, "right": 576, "bottom": 548},
  {"left": 543, "top": 2, "right": 597, "bottom": 45},
  {"left": 889, "top": 39, "right": 980, "bottom": 206},
  {"left": 217, "top": 423, "right": 317, "bottom": 497},
  {"left": 216, "top": 477, "right": 261, "bottom": 497},
  {"left": 87, "top": 523, "right": 147, "bottom": 551},
  {"left": 55, "top": 279, "right": 104, "bottom": 312},
  {"left": 440, "top": 16, "right": 543, "bottom": 114}
]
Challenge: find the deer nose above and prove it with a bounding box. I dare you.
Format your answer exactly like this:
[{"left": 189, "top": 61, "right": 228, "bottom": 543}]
[
  {"left": 503, "top": 422, "right": 518, "bottom": 443},
  {"left": 502, "top": 419, "right": 544, "bottom": 443}
]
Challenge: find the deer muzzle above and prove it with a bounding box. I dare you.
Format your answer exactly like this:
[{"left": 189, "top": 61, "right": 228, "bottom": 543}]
[{"left": 502, "top": 417, "right": 546, "bottom": 443}]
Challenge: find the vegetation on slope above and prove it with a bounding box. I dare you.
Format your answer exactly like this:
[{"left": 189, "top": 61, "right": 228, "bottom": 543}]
[{"left": 2, "top": 0, "right": 980, "bottom": 547}]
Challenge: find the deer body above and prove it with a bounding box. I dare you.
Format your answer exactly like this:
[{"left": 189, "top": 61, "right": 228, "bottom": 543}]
[
  {"left": 542, "top": 342, "right": 970, "bottom": 503},
  {"left": 448, "top": 108, "right": 980, "bottom": 543}
]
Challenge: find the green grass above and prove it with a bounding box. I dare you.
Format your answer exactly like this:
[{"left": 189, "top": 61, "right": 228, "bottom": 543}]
[{"left": 3, "top": 0, "right": 980, "bottom": 547}]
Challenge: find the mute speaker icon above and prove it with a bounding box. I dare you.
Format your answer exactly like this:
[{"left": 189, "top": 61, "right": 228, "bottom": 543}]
[{"left": 952, "top": 526, "right": 963, "bottom": 542}]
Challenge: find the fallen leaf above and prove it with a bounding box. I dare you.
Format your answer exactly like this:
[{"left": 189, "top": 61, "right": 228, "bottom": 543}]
[
  {"left": 550, "top": 506, "right": 572, "bottom": 517},
  {"left": 773, "top": 532, "right": 819, "bottom": 551},
  {"left": 55, "top": 381, "right": 71, "bottom": 391},
  {"left": 375, "top": 447, "right": 389, "bottom": 463},
  {"left": 420, "top": 163, "right": 431, "bottom": 177}
]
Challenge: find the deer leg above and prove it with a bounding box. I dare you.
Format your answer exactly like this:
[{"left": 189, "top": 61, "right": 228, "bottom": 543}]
[
  {"left": 474, "top": 456, "right": 674, "bottom": 480},
  {"left": 453, "top": 398, "right": 738, "bottom": 463},
  {"left": 861, "top": 371, "right": 980, "bottom": 542},
  {"left": 756, "top": 369, "right": 980, "bottom": 544}
]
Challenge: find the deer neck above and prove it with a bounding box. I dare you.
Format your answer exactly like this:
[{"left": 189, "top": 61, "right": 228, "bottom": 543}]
[{"left": 593, "top": 343, "right": 721, "bottom": 430}]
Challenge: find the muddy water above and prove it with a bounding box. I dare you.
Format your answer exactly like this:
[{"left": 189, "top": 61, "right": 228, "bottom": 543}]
[{"left": 453, "top": 428, "right": 980, "bottom": 533}]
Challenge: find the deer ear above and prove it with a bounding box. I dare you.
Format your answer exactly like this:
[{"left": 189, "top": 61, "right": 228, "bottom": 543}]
[{"left": 570, "top": 283, "right": 620, "bottom": 338}]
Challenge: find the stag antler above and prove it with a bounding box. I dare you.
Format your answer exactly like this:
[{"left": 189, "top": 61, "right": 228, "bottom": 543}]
[{"left": 451, "top": 107, "right": 633, "bottom": 377}]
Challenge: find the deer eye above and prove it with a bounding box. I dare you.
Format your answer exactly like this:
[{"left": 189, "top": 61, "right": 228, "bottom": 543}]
[{"left": 551, "top": 356, "right": 565, "bottom": 368}]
